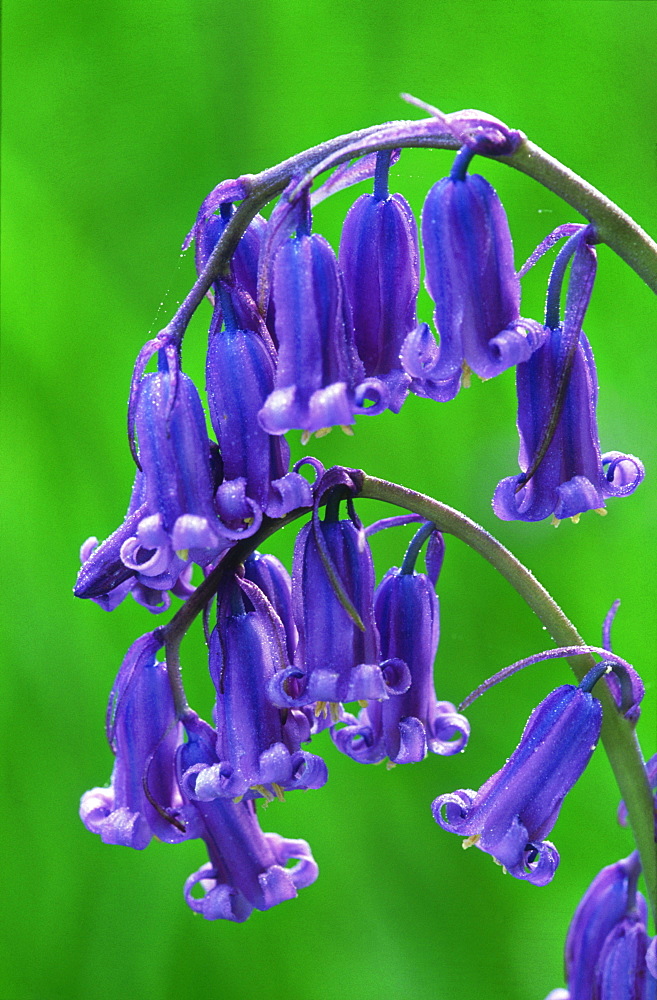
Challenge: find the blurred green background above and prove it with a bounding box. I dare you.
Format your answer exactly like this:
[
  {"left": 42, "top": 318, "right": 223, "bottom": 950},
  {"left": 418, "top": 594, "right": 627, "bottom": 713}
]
[{"left": 3, "top": 1, "right": 656, "bottom": 998}]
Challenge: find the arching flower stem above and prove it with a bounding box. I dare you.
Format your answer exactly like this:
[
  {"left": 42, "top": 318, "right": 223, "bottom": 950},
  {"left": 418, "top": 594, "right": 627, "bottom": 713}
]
[{"left": 160, "top": 114, "right": 657, "bottom": 364}]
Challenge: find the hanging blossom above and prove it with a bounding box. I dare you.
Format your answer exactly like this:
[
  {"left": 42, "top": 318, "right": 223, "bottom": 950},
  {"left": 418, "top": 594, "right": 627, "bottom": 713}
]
[
  {"left": 405, "top": 143, "right": 545, "bottom": 399},
  {"left": 544, "top": 852, "right": 656, "bottom": 1000},
  {"left": 432, "top": 665, "right": 610, "bottom": 886},
  {"left": 268, "top": 467, "right": 411, "bottom": 711},
  {"left": 258, "top": 191, "right": 389, "bottom": 437},
  {"left": 206, "top": 281, "right": 312, "bottom": 535},
  {"left": 493, "top": 226, "right": 644, "bottom": 523},
  {"left": 332, "top": 523, "right": 469, "bottom": 764},
  {"left": 177, "top": 713, "right": 319, "bottom": 922},
  {"left": 80, "top": 631, "right": 187, "bottom": 849},
  {"left": 182, "top": 575, "right": 327, "bottom": 802},
  {"left": 338, "top": 149, "right": 418, "bottom": 413},
  {"left": 75, "top": 350, "right": 226, "bottom": 610}
]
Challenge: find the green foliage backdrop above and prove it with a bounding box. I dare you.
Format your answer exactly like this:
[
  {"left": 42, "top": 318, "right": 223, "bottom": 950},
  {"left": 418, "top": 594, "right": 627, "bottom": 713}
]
[{"left": 3, "top": 2, "right": 655, "bottom": 998}]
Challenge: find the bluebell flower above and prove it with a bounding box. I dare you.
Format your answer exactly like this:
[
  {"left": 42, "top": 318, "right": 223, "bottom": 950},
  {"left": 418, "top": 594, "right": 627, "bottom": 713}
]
[
  {"left": 333, "top": 525, "right": 469, "bottom": 764},
  {"left": 177, "top": 713, "right": 319, "bottom": 922},
  {"left": 493, "top": 228, "right": 644, "bottom": 522},
  {"left": 194, "top": 205, "right": 265, "bottom": 298},
  {"left": 184, "top": 576, "right": 327, "bottom": 801},
  {"left": 121, "top": 357, "right": 228, "bottom": 580},
  {"left": 432, "top": 671, "right": 605, "bottom": 885},
  {"left": 420, "top": 147, "right": 543, "bottom": 389},
  {"left": 206, "top": 285, "right": 312, "bottom": 532},
  {"left": 268, "top": 473, "right": 410, "bottom": 710},
  {"left": 258, "top": 220, "right": 388, "bottom": 437},
  {"left": 77, "top": 354, "right": 227, "bottom": 608},
  {"left": 80, "top": 631, "right": 186, "bottom": 849},
  {"left": 338, "top": 150, "right": 418, "bottom": 412}
]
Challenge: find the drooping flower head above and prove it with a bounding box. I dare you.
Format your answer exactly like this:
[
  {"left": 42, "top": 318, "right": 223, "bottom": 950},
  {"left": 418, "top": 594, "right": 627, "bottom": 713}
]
[
  {"left": 432, "top": 664, "right": 608, "bottom": 885},
  {"left": 83, "top": 348, "right": 226, "bottom": 603},
  {"left": 419, "top": 145, "right": 544, "bottom": 390},
  {"left": 493, "top": 226, "right": 644, "bottom": 522},
  {"left": 338, "top": 149, "right": 418, "bottom": 412},
  {"left": 177, "top": 713, "right": 318, "bottom": 922},
  {"left": 206, "top": 283, "right": 312, "bottom": 535},
  {"left": 333, "top": 523, "right": 469, "bottom": 764},
  {"left": 80, "top": 631, "right": 186, "bottom": 849},
  {"left": 183, "top": 575, "right": 327, "bottom": 802},
  {"left": 268, "top": 467, "right": 410, "bottom": 711},
  {"left": 258, "top": 191, "right": 388, "bottom": 436}
]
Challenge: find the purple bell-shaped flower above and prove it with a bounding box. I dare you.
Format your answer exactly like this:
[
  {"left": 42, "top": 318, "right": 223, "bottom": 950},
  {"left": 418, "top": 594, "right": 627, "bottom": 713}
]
[
  {"left": 432, "top": 665, "right": 607, "bottom": 886},
  {"left": 268, "top": 471, "right": 411, "bottom": 710},
  {"left": 258, "top": 199, "right": 387, "bottom": 436},
  {"left": 206, "top": 284, "right": 312, "bottom": 534},
  {"left": 338, "top": 150, "right": 418, "bottom": 412},
  {"left": 333, "top": 524, "right": 469, "bottom": 764},
  {"left": 177, "top": 713, "right": 319, "bottom": 922},
  {"left": 80, "top": 631, "right": 186, "bottom": 849},
  {"left": 104, "top": 351, "right": 226, "bottom": 594},
  {"left": 182, "top": 576, "right": 327, "bottom": 801},
  {"left": 75, "top": 468, "right": 198, "bottom": 614},
  {"left": 493, "top": 228, "right": 644, "bottom": 522},
  {"left": 420, "top": 146, "right": 542, "bottom": 388}
]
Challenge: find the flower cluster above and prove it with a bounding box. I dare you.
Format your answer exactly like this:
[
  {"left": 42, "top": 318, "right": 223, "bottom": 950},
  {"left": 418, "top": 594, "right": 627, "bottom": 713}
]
[
  {"left": 79, "top": 463, "right": 470, "bottom": 919},
  {"left": 75, "top": 105, "right": 650, "bottom": 935}
]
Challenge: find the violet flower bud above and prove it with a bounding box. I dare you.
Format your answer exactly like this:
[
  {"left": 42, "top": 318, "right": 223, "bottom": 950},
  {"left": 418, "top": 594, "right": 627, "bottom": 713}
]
[
  {"left": 338, "top": 151, "right": 418, "bottom": 412},
  {"left": 333, "top": 525, "right": 469, "bottom": 764},
  {"left": 80, "top": 632, "right": 185, "bottom": 849},
  {"left": 420, "top": 147, "right": 540, "bottom": 386},
  {"left": 177, "top": 714, "right": 318, "bottom": 922},
  {"left": 595, "top": 913, "right": 656, "bottom": 1000},
  {"left": 194, "top": 205, "right": 265, "bottom": 301},
  {"left": 186, "top": 577, "right": 327, "bottom": 802},
  {"left": 259, "top": 228, "right": 388, "bottom": 436},
  {"left": 432, "top": 672, "right": 604, "bottom": 885}
]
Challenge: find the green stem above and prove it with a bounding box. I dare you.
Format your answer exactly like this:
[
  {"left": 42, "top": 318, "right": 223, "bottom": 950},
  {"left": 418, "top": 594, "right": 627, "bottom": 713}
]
[
  {"left": 355, "top": 472, "right": 656, "bottom": 923},
  {"left": 504, "top": 139, "right": 657, "bottom": 292}
]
